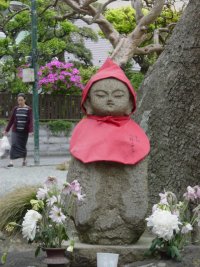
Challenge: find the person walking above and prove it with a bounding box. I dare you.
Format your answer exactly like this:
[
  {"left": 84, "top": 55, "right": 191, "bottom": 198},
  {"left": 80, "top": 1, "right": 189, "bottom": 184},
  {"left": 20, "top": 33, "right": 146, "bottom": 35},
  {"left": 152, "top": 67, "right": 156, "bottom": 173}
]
[{"left": 3, "top": 93, "right": 33, "bottom": 167}]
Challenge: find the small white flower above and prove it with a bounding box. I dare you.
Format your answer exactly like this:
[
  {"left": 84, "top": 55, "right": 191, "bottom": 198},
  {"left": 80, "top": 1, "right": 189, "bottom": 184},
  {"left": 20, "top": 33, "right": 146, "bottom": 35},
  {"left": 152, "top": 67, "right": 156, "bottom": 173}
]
[
  {"left": 181, "top": 223, "right": 193, "bottom": 234},
  {"left": 172, "top": 210, "right": 180, "bottom": 217},
  {"left": 67, "top": 245, "right": 74, "bottom": 252},
  {"left": 49, "top": 206, "right": 66, "bottom": 224},
  {"left": 47, "top": 195, "right": 61, "bottom": 206},
  {"left": 22, "top": 210, "right": 42, "bottom": 241},
  {"left": 36, "top": 186, "right": 49, "bottom": 200},
  {"left": 146, "top": 209, "right": 181, "bottom": 241},
  {"left": 159, "top": 192, "right": 168, "bottom": 205},
  {"left": 76, "top": 193, "right": 86, "bottom": 201}
]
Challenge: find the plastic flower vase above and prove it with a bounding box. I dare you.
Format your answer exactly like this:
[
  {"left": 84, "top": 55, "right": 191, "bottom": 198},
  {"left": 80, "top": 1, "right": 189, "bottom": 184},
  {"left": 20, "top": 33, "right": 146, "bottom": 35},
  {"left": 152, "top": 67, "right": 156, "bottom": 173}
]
[{"left": 97, "top": 252, "right": 119, "bottom": 267}]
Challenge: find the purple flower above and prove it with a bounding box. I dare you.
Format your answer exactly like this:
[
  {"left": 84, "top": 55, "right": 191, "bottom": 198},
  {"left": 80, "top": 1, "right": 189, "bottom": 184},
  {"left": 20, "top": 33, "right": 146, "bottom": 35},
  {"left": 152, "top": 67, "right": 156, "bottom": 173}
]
[
  {"left": 70, "top": 180, "right": 81, "bottom": 193},
  {"left": 72, "top": 68, "right": 79, "bottom": 75},
  {"left": 183, "top": 186, "right": 197, "bottom": 201},
  {"left": 37, "top": 60, "right": 83, "bottom": 93},
  {"left": 62, "top": 180, "right": 84, "bottom": 201},
  {"left": 59, "top": 75, "right": 65, "bottom": 80},
  {"left": 70, "top": 76, "right": 77, "bottom": 82},
  {"left": 44, "top": 176, "right": 58, "bottom": 188},
  {"left": 64, "top": 63, "right": 73, "bottom": 68}
]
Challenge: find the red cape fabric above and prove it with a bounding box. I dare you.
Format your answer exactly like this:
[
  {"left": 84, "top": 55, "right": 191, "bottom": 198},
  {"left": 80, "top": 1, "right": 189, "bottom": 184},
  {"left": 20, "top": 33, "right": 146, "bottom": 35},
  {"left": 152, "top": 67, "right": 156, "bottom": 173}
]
[{"left": 70, "top": 58, "right": 150, "bottom": 164}]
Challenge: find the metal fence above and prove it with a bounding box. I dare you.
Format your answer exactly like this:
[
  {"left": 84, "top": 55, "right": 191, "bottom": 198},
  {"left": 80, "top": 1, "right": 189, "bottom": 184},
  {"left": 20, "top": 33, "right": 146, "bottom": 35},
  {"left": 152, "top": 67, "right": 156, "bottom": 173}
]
[{"left": 0, "top": 94, "right": 82, "bottom": 120}]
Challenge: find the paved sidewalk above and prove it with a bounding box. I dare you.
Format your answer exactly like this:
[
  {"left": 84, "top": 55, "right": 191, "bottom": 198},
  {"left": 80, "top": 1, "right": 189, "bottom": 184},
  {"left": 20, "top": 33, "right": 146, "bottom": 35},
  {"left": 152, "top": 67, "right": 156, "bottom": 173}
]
[{"left": 0, "top": 156, "right": 70, "bottom": 197}]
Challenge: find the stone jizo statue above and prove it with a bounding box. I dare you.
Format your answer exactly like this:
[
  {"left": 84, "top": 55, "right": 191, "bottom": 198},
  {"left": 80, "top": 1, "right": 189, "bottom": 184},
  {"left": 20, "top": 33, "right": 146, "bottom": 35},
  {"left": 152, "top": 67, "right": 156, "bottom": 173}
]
[{"left": 67, "top": 58, "right": 150, "bottom": 245}]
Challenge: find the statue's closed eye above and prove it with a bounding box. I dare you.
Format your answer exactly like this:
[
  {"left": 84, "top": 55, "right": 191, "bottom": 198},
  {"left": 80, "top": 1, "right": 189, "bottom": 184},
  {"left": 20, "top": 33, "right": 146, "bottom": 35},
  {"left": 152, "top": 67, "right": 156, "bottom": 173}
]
[
  {"left": 112, "top": 90, "right": 125, "bottom": 98},
  {"left": 96, "top": 94, "right": 106, "bottom": 97},
  {"left": 94, "top": 91, "right": 107, "bottom": 97}
]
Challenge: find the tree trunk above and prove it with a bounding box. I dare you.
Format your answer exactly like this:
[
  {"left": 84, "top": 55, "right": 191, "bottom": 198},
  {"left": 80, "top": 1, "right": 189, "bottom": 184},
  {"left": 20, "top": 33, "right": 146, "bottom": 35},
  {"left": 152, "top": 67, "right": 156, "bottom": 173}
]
[{"left": 134, "top": 0, "right": 200, "bottom": 208}]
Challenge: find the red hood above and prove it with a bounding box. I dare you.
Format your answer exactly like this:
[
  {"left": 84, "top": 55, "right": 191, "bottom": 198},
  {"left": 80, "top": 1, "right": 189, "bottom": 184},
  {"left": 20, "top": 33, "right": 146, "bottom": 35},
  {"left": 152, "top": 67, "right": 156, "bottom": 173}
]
[{"left": 81, "top": 58, "right": 137, "bottom": 114}]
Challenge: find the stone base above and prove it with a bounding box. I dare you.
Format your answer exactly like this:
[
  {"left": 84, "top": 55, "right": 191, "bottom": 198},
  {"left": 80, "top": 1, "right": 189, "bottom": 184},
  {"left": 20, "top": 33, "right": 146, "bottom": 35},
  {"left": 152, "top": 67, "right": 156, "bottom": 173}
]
[{"left": 66, "top": 233, "right": 153, "bottom": 267}]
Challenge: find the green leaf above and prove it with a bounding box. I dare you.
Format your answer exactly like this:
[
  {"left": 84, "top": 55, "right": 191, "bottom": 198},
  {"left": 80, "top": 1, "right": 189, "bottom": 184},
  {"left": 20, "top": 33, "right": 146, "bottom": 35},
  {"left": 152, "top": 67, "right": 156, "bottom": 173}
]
[
  {"left": 35, "top": 246, "right": 41, "bottom": 257},
  {"left": 149, "top": 238, "right": 163, "bottom": 252},
  {"left": 1, "top": 252, "right": 8, "bottom": 264},
  {"left": 168, "top": 245, "right": 182, "bottom": 261}
]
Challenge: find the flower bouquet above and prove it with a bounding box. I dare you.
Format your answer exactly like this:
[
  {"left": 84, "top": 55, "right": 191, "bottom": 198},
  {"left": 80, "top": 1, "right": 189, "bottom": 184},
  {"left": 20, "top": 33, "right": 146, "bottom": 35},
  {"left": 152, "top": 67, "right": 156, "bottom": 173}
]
[
  {"left": 38, "top": 60, "right": 84, "bottom": 95},
  {"left": 6, "top": 176, "right": 85, "bottom": 257},
  {"left": 146, "top": 185, "right": 200, "bottom": 261}
]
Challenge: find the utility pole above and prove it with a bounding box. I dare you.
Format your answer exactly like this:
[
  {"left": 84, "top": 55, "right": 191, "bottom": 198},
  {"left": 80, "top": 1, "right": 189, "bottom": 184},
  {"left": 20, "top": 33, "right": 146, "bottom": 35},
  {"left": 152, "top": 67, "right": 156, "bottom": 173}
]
[{"left": 31, "top": 0, "right": 40, "bottom": 165}]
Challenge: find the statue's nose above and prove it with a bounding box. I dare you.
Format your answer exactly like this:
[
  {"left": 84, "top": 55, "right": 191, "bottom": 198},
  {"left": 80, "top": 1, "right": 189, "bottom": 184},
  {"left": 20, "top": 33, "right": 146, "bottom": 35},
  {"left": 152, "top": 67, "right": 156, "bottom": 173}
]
[{"left": 107, "top": 94, "right": 113, "bottom": 102}]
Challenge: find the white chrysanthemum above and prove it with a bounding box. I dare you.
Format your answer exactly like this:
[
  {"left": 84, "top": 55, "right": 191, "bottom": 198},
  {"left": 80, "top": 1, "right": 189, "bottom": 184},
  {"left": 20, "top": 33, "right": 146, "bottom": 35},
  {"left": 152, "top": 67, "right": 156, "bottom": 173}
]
[
  {"left": 146, "top": 209, "right": 181, "bottom": 241},
  {"left": 22, "top": 210, "right": 42, "bottom": 240},
  {"left": 36, "top": 186, "right": 49, "bottom": 200},
  {"left": 181, "top": 223, "right": 193, "bottom": 234},
  {"left": 49, "top": 206, "right": 66, "bottom": 224}
]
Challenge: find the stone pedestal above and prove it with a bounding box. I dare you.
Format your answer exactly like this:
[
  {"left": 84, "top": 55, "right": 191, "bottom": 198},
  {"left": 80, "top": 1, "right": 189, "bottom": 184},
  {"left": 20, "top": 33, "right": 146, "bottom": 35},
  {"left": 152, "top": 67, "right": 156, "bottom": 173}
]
[
  {"left": 67, "top": 158, "right": 149, "bottom": 245},
  {"left": 66, "top": 233, "right": 153, "bottom": 267}
]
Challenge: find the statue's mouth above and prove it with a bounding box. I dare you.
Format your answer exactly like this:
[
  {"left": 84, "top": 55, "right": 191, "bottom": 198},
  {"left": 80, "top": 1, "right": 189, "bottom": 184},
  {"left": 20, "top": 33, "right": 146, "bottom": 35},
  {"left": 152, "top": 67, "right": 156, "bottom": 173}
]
[{"left": 107, "top": 103, "right": 114, "bottom": 107}]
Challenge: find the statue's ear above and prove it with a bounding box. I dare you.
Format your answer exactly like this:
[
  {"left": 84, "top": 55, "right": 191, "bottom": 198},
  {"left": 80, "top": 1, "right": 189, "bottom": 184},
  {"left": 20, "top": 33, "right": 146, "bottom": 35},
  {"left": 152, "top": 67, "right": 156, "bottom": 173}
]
[
  {"left": 125, "top": 97, "right": 134, "bottom": 115},
  {"left": 83, "top": 97, "right": 93, "bottom": 115}
]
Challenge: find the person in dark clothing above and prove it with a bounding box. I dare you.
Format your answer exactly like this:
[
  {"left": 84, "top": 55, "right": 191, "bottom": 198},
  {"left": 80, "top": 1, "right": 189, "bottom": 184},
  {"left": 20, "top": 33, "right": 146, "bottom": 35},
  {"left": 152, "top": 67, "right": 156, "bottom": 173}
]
[{"left": 3, "top": 93, "right": 33, "bottom": 167}]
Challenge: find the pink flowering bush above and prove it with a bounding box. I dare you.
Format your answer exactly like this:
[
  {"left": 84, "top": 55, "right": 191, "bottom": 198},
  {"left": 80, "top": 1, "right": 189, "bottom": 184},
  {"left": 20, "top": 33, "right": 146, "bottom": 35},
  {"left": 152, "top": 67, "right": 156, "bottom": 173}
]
[
  {"left": 38, "top": 60, "right": 84, "bottom": 95},
  {"left": 146, "top": 185, "right": 200, "bottom": 261},
  {"left": 6, "top": 176, "right": 85, "bottom": 256}
]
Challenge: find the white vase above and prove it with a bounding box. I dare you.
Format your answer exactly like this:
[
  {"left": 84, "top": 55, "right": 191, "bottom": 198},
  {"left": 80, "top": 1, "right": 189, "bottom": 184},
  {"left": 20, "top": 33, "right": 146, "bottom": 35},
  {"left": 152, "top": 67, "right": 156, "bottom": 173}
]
[{"left": 97, "top": 252, "right": 119, "bottom": 267}]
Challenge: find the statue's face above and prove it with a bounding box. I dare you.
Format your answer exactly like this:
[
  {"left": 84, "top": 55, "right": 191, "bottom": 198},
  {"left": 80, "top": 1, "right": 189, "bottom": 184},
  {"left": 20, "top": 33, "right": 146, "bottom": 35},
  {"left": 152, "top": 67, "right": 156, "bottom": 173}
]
[{"left": 84, "top": 78, "right": 133, "bottom": 116}]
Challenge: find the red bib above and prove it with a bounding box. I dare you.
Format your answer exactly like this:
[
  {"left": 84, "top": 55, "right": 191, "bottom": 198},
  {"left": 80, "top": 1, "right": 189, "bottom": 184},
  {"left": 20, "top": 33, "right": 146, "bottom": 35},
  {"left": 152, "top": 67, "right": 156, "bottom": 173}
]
[
  {"left": 70, "top": 58, "right": 150, "bottom": 164},
  {"left": 70, "top": 115, "right": 150, "bottom": 164}
]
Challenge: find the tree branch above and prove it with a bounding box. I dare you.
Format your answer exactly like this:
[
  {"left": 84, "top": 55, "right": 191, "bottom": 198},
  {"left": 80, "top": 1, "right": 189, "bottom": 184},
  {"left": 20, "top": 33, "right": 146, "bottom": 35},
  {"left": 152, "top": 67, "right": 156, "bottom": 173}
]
[
  {"left": 81, "top": 0, "right": 97, "bottom": 7},
  {"left": 111, "top": 0, "right": 165, "bottom": 65},
  {"left": 62, "top": 0, "right": 89, "bottom": 14},
  {"left": 54, "top": 11, "right": 76, "bottom": 21},
  {"left": 135, "top": 44, "right": 164, "bottom": 55},
  {"left": 138, "top": 0, "right": 165, "bottom": 27},
  {"left": 3, "top": 8, "right": 29, "bottom": 27},
  {"left": 80, "top": 4, "right": 120, "bottom": 47},
  {"left": 39, "top": 0, "right": 59, "bottom": 16},
  {"left": 131, "top": 0, "right": 144, "bottom": 23},
  {"left": 143, "top": 0, "right": 152, "bottom": 8},
  {"left": 90, "top": 0, "right": 116, "bottom": 23}
]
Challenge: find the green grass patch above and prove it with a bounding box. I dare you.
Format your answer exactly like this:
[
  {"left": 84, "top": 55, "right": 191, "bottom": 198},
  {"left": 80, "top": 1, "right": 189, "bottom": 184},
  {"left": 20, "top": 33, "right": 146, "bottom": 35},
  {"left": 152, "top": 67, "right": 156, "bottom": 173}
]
[{"left": 0, "top": 186, "right": 39, "bottom": 232}]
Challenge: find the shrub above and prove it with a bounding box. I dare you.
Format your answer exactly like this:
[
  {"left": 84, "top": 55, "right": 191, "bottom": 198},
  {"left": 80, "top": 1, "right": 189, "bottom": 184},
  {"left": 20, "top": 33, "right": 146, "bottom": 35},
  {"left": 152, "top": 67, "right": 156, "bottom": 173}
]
[
  {"left": 47, "top": 120, "right": 73, "bottom": 135},
  {"left": 0, "top": 119, "right": 6, "bottom": 126},
  {"left": 130, "top": 72, "right": 144, "bottom": 90},
  {"left": 38, "top": 60, "right": 83, "bottom": 95},
  {"left": 79, "top": 66, "right": 98, "bottom": 85}
]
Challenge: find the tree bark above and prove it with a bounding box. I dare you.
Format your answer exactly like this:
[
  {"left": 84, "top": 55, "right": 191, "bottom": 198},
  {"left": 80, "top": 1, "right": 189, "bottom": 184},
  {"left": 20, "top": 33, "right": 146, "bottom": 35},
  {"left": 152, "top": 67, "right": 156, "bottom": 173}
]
[{"left": 134, "top": 0, "right": 200, "bottom": 208}]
